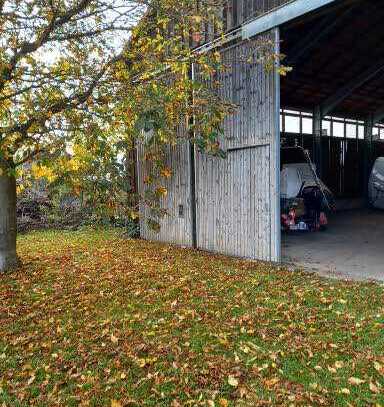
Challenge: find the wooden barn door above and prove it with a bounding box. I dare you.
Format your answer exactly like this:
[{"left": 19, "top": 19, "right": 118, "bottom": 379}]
[
  {"left": 137, "top": 129, "right": 194, "bottom": 247},
  {"left": 194, "top": 29, "right": 281, "bottom": 261}
]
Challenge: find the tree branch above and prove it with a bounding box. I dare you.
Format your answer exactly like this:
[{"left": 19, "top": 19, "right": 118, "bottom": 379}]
[
  {"left": 2, "top": 53, "right": 123, "bottom": 144},
  {"left": 0, "top": 0, "right": 93, "bottom": 94}
]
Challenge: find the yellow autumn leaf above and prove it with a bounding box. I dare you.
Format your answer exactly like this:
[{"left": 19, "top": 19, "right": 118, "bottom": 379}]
[
  {"left": 191, "top": 15, "right": 202, "bottom": 24},
  {"left": 160, "top": 167, "right": 172, "bottom": 178},
  {"left": 265, "top": 377, "right": 280, "bottom": 387},
  {"left": 16, "top": 184, "right": 25, "bottom": 195},
  {"left": 130, "top": 211, "right": 139, "bottom": 220},
  {"left": 144, "top": 175, "right": 152, "bottom": 185},
  {"left": 31, "top": 164, "right": 56, "bottom": 182},
  {"left": 156, "top": 186, "right": 168, "bottom": 197},
  {"left": 111, "top": 400, "right": 122, "bottom": 407},
  {"left": 218, "top": 399, "right": 228, "bottom": 407},
  {"left": 138, "top": 358, "right": 146, "bottom": 368}
]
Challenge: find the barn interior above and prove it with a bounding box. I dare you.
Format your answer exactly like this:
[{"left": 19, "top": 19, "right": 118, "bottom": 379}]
[{"left": 279, "top": 0, "right": 384, "bottom": 279}]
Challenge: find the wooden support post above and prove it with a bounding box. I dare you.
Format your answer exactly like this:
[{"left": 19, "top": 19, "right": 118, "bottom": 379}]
[
  {"left": 363, "top": 115, "right": 374, "bottom": 201},
  {"left": 189, "top": 63, "right": 197, "bottom": 249},
  {"left": 313, "top": 106, "right": 323, "bottom": 177}
]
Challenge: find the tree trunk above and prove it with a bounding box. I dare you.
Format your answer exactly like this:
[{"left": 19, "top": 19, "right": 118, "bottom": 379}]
[{"left": 0, "top": 165, "right": 19, "bottom": 272}]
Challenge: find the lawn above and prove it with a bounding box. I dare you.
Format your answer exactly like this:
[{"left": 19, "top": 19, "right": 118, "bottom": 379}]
[{"left": 0, "top": 229, "right": 383, "bottom": 406}]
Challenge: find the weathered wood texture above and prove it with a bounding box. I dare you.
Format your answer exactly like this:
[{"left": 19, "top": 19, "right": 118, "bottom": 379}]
[
  {"left": 196, "top": 0, "right": 291, "bottom": 45},
  {"left": 137, "top": 31, "right": 280, "bottom": 261},
  {"left": 137, "top": 127, "right": 194, "bottom": 247},
  {"left": 194, "top": 31, "right": 280, "bottom": 261},
  {"left": 225, "top": 0, "right": 292, "bottom": 28}
]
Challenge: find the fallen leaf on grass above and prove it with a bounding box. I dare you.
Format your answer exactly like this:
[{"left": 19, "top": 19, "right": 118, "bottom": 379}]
[
  {"left": 374, "top": 361, "right": 383, "bottom": 375},
  {"left": 111, "top": 400, "right": 122, "bottom": 407},
  {"left": 110, "top": 334, "right": 118, "bottom": 344},
  {"left": 340, "top": 388, "right": 350, "bottom": 395},
  {"left": 27, "top": 375, "right": 35, "bottom": 385},
  {"left": 335, "top": 361, "right": 344, "bottom": 369},
  {"left": 369, "top": 382, "right": 380, "bottom": 393},
  {"left": 264, "top": 377, "right": 280, "bottom": 387},
  {"left": 348, "top": 377, "right": 365, "bottom": 385},
  {"left": 228, "top": 375, "right": 238, "bottom": 387}
]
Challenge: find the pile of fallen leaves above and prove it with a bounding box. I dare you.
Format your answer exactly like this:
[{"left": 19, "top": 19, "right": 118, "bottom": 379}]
[{"left": 0, "top": 229, "right": 383, "bottom": 406}]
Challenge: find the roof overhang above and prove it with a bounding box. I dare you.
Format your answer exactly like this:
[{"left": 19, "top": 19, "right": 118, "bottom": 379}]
[
  {"left": 280, "top": 0, "right": 384, "bottom": 121},
  {"left": 242, "top": 0, "right": 337, "bottom": 40},
  {"left": 194, "top": 0, "right": 339, "bottom": 54}
]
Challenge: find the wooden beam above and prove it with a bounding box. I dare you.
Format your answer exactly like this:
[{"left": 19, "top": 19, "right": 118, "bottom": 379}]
[
  {"left": 242, "top": 0, "right": 338, "bottom": 40},
  {"left": 373, "top": 106, "right": 384, "bottom": 124},
  {"left": 194, "top": 0, "right": 346, "bottom": 55},
  {"left": 286, "top": 6, "right": 357, "bottom": 66},
  {"left": 313, "top": 106, "right": 323, "bottom": 177},
  {"left": 364, "top": 115, "right": 374, "bottom": 141},
  {"left": 363, "top": 115, "right": 374, "bottom": 199},
  {"left": 321, "top": 60, "right": 384, "bottom": 116}
]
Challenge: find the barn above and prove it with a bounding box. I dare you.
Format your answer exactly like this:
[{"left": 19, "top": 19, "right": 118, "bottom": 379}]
[{"left": 137, "top": 0, "right": 384, "bottom": 278}]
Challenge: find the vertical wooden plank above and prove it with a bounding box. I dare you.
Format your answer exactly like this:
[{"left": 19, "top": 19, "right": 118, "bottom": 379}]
[
  {"left": 193, "top": 30, "right": 279, "bottom": 261},
  {"left": 137, "top": 128, "right": 193, "bottom": 247}
]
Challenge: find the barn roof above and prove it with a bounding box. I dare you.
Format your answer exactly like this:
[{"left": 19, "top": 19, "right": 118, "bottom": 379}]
[{"left": 280, "top": 0, "right": 384, "bottom": 122}]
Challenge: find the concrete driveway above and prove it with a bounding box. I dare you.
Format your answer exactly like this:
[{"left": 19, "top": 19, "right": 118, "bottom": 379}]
[{"left": 282, "top": 209, "right": 384, "bottom": 281}]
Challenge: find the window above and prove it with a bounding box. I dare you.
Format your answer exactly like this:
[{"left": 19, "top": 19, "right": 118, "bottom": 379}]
[
  {"left": 322, "top": 120, "right": 331, "bottom": 137},
  {"left": 281, "top": 109, "right": 311, "bottom": 134},
  {"left": 346, "top": 123, "right": 357, "bottom": 139},
  {"left": 285, "top": 115, "right": 300, "bottom": 133},
  {"left": 280, "top": 110, "right": 375, "bottom": 140},
  {"left": 358, "top": 125, "right": 365, "bottom": 140},
  {"left": 302, "top": 117, "right": 313, "bottom": 134},
  {"left": 333, "top": 121, "right": 344, "bottom": 138}
]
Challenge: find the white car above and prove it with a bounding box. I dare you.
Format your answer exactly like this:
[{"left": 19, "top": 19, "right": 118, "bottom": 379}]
[{"left": 369, "top": 157, "right": 384, "bottom": 209}]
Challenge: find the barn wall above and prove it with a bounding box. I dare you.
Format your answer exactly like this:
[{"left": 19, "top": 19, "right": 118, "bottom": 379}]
[
  {"left": 137, "top": 128, "right": 194, "bottom": 247},
  {"left": 137, "top": 30, "right": 281, "bottom": 262},
  {"left": 200, "top": 0, "right": 291, "bottom": 44},
  {"left": 194, "top": 29, "right": 280, "bottom": 261},
  {"left": 228, "top": 0, "right": 292, "bottom": 27}
]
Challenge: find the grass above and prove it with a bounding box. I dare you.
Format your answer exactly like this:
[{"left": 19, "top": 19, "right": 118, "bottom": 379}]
[{"left": 0, "top": 228, "right": 383, "bottom": 406}]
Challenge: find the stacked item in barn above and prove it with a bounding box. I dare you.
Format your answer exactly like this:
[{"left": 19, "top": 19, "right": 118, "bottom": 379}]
[
  {"left": 280, "top": 146, "right": 335, "bottom": 232},
  {"left": 369, "top": 157, "right": 384, "bottom": 210}
]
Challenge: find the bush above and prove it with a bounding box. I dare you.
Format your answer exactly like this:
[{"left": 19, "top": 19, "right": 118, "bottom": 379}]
[{"left": 17, "top": 189, "right": 140, "bottom": 236}]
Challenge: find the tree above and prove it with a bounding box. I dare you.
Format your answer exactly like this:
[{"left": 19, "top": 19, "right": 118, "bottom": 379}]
[
  {"left": 0, "top": 0, "right": 230, "bottom": 272},
  {"left": 0, "top": 0, "right": 148, "bottom": 271}
]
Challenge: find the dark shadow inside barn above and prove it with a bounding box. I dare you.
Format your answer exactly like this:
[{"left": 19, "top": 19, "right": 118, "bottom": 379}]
[{"left": 279, "top": 0, "right": 384, "bottom": 279}]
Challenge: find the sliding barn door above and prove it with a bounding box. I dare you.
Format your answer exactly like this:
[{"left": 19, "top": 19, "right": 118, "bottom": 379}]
[{"left": 195, "top": 29, "right": 281, "bottom": 261}]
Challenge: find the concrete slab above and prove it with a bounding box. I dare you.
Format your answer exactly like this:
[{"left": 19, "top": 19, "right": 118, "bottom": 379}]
[{"left": 282, "top": 209, "right": 384, "bottom": 281}]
